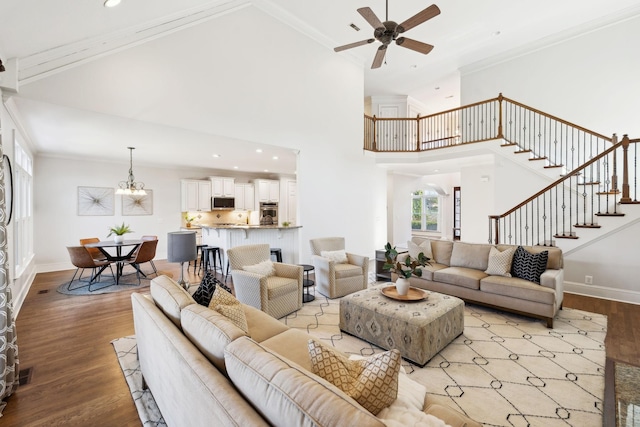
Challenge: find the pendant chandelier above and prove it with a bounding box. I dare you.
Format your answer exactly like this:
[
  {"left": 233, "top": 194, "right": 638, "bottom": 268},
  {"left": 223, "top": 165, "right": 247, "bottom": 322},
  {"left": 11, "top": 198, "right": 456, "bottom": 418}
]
[{"left": 116, "top": 147, "right": 146, "bottom": 196}]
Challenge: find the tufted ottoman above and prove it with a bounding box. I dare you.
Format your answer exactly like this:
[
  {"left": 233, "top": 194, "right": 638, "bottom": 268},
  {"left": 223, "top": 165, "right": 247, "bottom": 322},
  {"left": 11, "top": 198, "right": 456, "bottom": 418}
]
[{"left": 339, "top": 283, "right": 464, "bottom": 366}]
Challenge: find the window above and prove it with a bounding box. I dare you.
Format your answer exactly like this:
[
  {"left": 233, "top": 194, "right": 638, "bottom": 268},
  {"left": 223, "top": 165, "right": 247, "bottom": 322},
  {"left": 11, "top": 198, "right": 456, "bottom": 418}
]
[
  {"left": 13, "top": 139, "right": 33, "bottom": 277},
  {"left": 411, "top": 190, "right": 440, "bottom": 232}
]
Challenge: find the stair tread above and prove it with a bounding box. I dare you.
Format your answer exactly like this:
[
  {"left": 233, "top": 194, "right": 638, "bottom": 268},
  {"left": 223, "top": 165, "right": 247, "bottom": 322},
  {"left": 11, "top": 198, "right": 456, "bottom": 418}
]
[
  {"left": 574, "top": 224, "right": 602, "bottom": 228},
  {"left": 578, "top": 182, "right": 601, "bottom": 185},
  {"left": 529, "top": 157, "right": 547, "bottom": 161},
  {"left": 514, "top": 150, "right": 532, "bottom": 154},
  {"left": 595, "top": 212, "right": 625, "bottom": 217},
  {"left": 554, "top": 234, "right": 579, "bottom": 239},
  {"left": 544, "top": 164, "right": 564, "bottom": 169}
]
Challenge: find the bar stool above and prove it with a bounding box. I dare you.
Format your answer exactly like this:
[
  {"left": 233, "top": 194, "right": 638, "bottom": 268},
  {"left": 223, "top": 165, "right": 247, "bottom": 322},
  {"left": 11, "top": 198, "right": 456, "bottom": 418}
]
[
  {"left": 199, "top": 246, "right": 223, "bottom": 275},
  {"left": 270, "top": 248, "right": 283, "bottom": 263},
  {"left": 192, "top": 244, "right": 207, "bottom": 274}
]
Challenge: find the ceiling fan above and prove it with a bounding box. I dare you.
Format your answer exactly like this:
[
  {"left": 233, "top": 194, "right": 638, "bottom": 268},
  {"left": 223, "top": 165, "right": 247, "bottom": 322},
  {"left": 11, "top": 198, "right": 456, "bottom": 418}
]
[{"left": 334, "top": 2, "right": 441, "bottom": 69}]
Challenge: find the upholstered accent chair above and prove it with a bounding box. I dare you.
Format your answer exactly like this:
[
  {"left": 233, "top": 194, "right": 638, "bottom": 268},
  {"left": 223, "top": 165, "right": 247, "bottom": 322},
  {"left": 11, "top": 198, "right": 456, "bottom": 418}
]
[
  {"left": 227, "top": 244, "right": 303, "bottom": 319},
  {"left": 309, "top": 237, "right": 369, "bottom": 299}
]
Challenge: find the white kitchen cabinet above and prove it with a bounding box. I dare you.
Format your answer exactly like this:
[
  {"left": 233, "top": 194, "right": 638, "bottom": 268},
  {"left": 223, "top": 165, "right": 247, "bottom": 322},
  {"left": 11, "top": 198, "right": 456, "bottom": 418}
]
[
  {"left": 210, "top": 176, "right": 235, "bottom": 197},
  {"left": 234, "top": 183, "right": 255, "bottom": 211},
  {"left": 254, "top": 179, "right": 279, "bottom": 203},
  {"left": 181, "top": 179, "right": 211, "bottom": 212}
]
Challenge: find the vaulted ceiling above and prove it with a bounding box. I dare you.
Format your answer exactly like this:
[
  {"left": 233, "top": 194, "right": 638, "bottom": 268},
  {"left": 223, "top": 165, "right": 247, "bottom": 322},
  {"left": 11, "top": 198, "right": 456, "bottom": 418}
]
[{"left": 1, "top": 0, "right": 639, "bottom": 174}]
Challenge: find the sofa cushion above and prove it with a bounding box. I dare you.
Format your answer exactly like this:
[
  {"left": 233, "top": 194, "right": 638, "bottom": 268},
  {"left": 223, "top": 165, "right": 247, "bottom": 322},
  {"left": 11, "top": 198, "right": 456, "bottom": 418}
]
[
  {"left": 261, "top": 328, "right": 314, "bottom": 371},
  {"left": 181, "top": 304, "right": 248, "bottom": 374},
  {"left": 335, "top": 263, "right": 363, "bottom": 279},
  {"left": 407, "top": 240, "right": 432, "bottom": 260},
  {"left": 429, "top": 240, "right": 454, "bottom": 266},
  {"left": 224, "top": 336, "right": 385, "bottom": 427},
  {"left": 321, "top": 249, "right": 348, "bottom": 263},
  {"left": 450, "top": 242, "right": 492, "bottom": 271},
  {"left": 242, "top": 304, "right": 289, "bottom": 343},
  {"left": 480, "top": 275, "right": 556, "bottom": 305},
  {"left": 308, "top": 339, "right": 401, "bottom": 415},
  {"left": 433, "top": 267, "right": 487, "bottom": 290},
  {"left": 415, "top": 262, "right": 449, "bottom": 281},
  {"left": 150, "top": 275, "right": 196, "bottom": 328},
  {"left": 511, "top": 246, "right": 548, "bottom": 284},
  {"left": 484, "top": 246, "right": 516, "bottom": 277},
  {"left": 243, "top": 259, "right": 275, "bottom": 276},
  {"left": 208, "top": 287, "right": 249, "bottom": 333}
]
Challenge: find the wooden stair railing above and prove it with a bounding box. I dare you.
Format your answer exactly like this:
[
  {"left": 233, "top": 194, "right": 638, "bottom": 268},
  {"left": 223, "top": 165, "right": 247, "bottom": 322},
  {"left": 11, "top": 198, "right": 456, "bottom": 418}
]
[{"left": 489, "top": 135, "right": 639, "bottom": 246}]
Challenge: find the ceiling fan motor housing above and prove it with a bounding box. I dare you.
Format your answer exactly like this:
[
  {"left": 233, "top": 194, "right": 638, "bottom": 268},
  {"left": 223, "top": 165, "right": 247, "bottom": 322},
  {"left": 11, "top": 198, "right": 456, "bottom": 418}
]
[{"left": 374, "top": 21, "right": 399, "bottom": 45}]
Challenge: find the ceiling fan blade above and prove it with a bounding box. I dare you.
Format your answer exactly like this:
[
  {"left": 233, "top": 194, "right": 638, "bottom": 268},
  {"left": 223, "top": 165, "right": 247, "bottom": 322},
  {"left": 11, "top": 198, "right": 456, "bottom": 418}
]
[
  {"left": 398, "top": 4, "right": 441, "bottom": 33},
  {"left": 396, "top": 37, "right": 434, "bottom": 55},
  {"left": 357, "top": 7, "right": 384, "bottom": 30},
  {"left": 371, "top": 45, "right": 387, "bottom": 69},
  {"left": 334, "top": 39, "right": 376, "bottom": 52}
]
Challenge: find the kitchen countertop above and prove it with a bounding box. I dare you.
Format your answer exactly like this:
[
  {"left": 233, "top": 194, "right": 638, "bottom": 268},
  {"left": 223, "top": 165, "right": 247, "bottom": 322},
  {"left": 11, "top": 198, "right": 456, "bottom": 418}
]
[{"left": 199, "top": 224, "right": 302, "bottom": 230}]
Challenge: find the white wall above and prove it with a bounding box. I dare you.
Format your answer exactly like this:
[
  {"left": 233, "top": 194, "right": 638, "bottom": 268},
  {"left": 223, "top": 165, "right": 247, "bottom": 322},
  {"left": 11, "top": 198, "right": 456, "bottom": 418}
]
[
  {"left": 460, "top": 13, "right": 640, "bottom": 302},
  {"left": 25, "top": 6, "right": 386, "bottom": 274}
]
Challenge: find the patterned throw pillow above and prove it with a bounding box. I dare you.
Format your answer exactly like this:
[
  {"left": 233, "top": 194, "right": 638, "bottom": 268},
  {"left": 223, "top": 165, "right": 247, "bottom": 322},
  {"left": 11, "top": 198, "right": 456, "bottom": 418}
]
[
  {"left": 308, "top": 339, "right": 400, "bottom": 415},
  {"left": 407, "top": 240, "right": 432, "bottom": 260},
  {"left": 192, "top": 271, "right": 218, "bottom": 306},
  {"left": 242, "top": 260, "right": 275, "bottom": 276},
  {"left": 484, "top": 246, "right": 516, "bottom": 277},
  {"left": 208, "top": 287, "right": 249, "bottom": 333},
  {"left": 320, "top": 249, "right": 348, "bottom": 264},
  {"left": 510, "top": 246, "right": 549, "bottom": 284}
]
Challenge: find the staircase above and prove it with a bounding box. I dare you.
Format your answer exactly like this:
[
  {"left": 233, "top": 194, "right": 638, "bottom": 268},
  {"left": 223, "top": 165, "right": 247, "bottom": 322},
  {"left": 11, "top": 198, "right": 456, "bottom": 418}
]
[{"left": 364, "top": 94, "right": 640, "bottom": 252}]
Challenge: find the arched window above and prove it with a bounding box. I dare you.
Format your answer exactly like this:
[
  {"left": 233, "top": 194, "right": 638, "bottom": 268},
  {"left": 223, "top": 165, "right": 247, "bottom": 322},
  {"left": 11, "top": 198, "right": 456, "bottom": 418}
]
[{"left": 411, "top": 190, "right": 440, "bottom": 231}]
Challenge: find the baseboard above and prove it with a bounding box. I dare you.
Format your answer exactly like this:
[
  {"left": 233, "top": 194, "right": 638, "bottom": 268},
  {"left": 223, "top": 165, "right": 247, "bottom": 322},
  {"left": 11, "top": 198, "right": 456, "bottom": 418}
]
[
  {"left": 37, "top": 262, "right": 75, "bottom": 273},
  {"left": 564, "top": 281, "right": 640, "bottom": 305}
]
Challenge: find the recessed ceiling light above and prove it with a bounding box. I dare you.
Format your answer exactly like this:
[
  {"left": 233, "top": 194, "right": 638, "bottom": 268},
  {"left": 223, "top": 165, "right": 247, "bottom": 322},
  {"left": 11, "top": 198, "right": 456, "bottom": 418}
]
[
  {"left": 256, "top": 149, "right": 263, "bottom": 153},
  {"left": 272, "top": 156, "right": 278, "bottom": 160},
  {"left": 233, "top": 166, "right": 238, "bottom": 169},
  {"left": 492, "top": 31, "right": 501, "bottom": 36},
  {"left": 264, "top": 169, "right": 269, "bottom": 172},
  {"left": 212, "top": 154, "right": 221, "bottom": 158},
  {"left": 104, "top": 0, "right": 121, "bottom": 7},
  {"left": 435, "top": 87, "right": 440, "bottom": 90},
  {"left": 410, "top": 64, "right": 418, "bottom": 69},
  {"left": 434, "top": 169, "right": 440, "bottom": 172}
]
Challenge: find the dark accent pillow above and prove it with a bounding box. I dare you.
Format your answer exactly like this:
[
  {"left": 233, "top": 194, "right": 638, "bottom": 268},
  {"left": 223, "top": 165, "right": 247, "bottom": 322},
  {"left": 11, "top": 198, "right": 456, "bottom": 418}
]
[
  {"left": 511, "top": 246, "right": 549, "bottom": 284},
  {"left": 192, "top": 272, "right": 232, "bottom": 306}
]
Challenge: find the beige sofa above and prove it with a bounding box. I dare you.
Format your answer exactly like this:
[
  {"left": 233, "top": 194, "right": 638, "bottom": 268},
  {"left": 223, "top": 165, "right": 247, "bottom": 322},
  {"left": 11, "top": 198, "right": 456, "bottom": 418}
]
[
  {"left": 131, "top": 274, "right": 481, "bottom": 427},
  {"left": 399, "top": 238, "right": 564, "bottom": 328}
]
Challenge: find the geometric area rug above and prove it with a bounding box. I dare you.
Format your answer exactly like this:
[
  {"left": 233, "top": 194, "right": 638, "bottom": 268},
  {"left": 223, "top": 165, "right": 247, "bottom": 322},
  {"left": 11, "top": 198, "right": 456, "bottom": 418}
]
[
  {"left": 112, "top": 292, "right": 607, "bottom": 427},
  {"left": 281, "top": 295, "right": 608, "bottom": 427}
]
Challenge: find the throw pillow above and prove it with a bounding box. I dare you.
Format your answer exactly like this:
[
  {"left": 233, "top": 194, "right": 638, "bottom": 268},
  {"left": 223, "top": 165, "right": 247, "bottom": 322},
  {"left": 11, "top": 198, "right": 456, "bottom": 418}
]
[
  {"left": 208, "top": 287, "right": 249, "bottom": 333},
  {"left": 407, "top": 240, "right": 432, "bottom": 260},
  {"left": 308, "top": 339, "right": 400, "bottom": 415},
  {"left": 242, "top": 259, "right": 275, "bottom": 276},
  {"left": 484, "top": 246, "right": 516, "bottom": 277},
  {"left": 191, "top": 271, "right": 218, "bottom": 306},
  {"left": 320, "top": 249, "right": 348, "bottom": 264},
  {"left": 510, "top": 246, "right": 549, "bottom": 284}
]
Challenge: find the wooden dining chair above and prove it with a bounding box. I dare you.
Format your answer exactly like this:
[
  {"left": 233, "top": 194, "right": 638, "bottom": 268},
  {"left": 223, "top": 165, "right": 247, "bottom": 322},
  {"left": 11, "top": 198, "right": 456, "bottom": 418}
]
[
  {"left": 67, "top": 246, "right": 114, "bottom": 292},
  {"left": 80, "top": 237, "right": 106, "bottom": 261},
  {"left": 126, "top": 239, "right": 159, "bottom": 283}
]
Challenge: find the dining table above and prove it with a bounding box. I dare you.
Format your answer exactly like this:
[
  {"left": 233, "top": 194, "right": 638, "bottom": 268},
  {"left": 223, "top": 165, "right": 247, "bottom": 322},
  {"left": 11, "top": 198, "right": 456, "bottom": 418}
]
[{"left": 85, "top": 239, "right": 143, "bottom": 285}]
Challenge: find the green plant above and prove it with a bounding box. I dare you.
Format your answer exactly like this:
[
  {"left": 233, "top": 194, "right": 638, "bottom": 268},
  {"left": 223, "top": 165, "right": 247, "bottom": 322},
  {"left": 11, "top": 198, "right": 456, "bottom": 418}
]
[
  {"left": 382, "top": 242, "right": 430, "bottom": 279},
  {"left": 282, "top": 221, "right": 291, "bottom": 227},
  {"left": 184, "top": 214, "right": 196, "bottom": 223},
  {"left": 107, "top": 222, "right": 133, "bottom": 237}
]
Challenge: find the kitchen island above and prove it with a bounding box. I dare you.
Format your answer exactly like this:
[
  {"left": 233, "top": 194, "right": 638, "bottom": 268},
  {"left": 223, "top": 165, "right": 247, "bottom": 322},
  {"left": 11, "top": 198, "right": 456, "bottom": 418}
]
[{"left": 200, "top": 225, "right": 302, "bottom": 266}]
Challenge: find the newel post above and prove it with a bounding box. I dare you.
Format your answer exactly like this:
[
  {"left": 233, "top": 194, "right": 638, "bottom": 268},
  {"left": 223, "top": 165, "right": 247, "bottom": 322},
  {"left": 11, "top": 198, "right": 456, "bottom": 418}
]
[
  {"left": 489, "top": 215, "right": 500, "bottom": 244},
  {"left": 620, "top": 134, "right": 632, "bottom": 203},
  {"left": 497, "top": 93, "right": 504, "bottom": 139},
  {"left": 415, "top": 114, "right": 421, "bottom": 151},
  {"left": 372, "top": 115, "right": 378, "bottom": 152}
]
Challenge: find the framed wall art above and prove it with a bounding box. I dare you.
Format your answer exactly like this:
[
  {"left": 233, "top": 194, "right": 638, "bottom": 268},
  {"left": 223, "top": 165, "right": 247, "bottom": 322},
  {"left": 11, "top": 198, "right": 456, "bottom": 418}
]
[
  {"left": 77, "top": 186, "right": 115, "bottom": 216},
  {"left": 122, "top": 189, "right": 153, "bottom": 216}
]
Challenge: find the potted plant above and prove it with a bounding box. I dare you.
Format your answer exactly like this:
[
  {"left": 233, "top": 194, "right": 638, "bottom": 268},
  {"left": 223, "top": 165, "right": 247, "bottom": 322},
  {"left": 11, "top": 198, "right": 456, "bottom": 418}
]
[
  {"left": 107, "top": 222, "right": 133, "bottom": 244},
  {"left": 184, "top": 214, "right": 196, "bottom": 228},
  {"left": 282, "top": 221, "right": 291, "bottom": 227},
  {"left": 383, "top": 242, "right": 430, "bottom": 295}
]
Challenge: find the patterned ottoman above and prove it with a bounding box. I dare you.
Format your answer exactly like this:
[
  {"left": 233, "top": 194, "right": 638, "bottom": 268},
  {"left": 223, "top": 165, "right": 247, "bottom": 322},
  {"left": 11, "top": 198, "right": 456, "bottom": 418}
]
[{"left": 339, "top": 283, "right": 464, "bottom": 366}]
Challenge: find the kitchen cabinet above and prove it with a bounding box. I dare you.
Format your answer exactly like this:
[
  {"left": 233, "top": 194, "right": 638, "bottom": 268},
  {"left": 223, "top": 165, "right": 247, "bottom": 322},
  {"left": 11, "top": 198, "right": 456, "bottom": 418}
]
[
  {"left": 234, "top": 183, "right": 255, "bottom": 211},
  {"left": 181, "top": 179, "right": 211, "bottom": 212},
  {"left": 210, "top": 176, "right": 235, "bottom": 197},
  {"left": 254, "top": 179, "right": 279, "bottom": 203}
]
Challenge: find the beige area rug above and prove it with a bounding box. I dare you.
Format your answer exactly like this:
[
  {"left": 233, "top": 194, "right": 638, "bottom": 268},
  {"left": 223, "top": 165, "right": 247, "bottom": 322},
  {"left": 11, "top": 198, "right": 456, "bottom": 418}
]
[{"left": 281, "top": 293, "right": 607, "bottom": 427}]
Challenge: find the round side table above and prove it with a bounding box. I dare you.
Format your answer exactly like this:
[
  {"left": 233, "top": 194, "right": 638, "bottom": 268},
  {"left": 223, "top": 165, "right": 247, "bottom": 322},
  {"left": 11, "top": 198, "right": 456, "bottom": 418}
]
[{"left": 299, "top": 264, "right": 315, "bottom": 302}]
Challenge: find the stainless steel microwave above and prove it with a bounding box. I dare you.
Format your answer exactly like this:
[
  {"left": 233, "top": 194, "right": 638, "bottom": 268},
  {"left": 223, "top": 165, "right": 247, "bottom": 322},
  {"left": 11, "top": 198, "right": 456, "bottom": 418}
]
[{"left": 211, "top": 197, "right": 235, "bottom": 210}]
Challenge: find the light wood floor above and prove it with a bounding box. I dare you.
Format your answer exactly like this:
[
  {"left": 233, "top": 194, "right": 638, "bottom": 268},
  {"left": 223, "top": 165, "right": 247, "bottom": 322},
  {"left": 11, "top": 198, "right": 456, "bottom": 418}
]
[{"left": 2, "top": 260, "right": 638, "bottom": 426}]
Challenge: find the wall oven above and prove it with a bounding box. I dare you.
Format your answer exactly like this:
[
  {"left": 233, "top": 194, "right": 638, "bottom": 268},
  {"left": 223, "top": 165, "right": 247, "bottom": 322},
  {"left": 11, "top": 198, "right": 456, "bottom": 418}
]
[{"left": 259, "top": 202, "right": 278, "bottom": 225}]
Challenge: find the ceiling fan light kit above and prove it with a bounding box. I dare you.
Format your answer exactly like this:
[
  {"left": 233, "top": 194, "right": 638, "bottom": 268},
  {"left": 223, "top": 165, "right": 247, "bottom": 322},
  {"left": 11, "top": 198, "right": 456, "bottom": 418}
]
[{"left": 334, "top": 2, "right": 440, "bottom": 69}]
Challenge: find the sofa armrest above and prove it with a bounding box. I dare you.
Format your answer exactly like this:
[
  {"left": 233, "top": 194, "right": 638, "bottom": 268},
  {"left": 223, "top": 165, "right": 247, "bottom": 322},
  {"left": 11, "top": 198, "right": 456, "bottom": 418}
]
[
  {"left": 273, "top": 262, "right": 304, "bottom": 280},
  {"left": 311, "top": 254, "right": 335, "bottom": 281},
  {"left": 230, "top": 270, "right": 267, "bottom": 310},
  {"left": 540, "top": 268, "right": 564, "bottom": 307},
  {"left": 347, "top": 253, "right": 369, "bottom": 278}
]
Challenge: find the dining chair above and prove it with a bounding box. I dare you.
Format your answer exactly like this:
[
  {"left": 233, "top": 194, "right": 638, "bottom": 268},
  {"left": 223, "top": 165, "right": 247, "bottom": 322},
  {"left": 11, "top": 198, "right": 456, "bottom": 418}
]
[
  {"left": 79, "top": 237, "right": 106, "bottom": 261},
  {"left": 126, "top": 239, "right": 159, "bottom": 283},
  {"left": 66, "top": 246, "right": 114, "bottom": 292}
]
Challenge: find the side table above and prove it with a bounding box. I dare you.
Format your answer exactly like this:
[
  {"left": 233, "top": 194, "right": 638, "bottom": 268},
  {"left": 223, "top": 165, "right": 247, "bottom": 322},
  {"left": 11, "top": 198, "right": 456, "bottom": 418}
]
[{"left": 299, "top": 264, "right": 315, "bottom": 302}]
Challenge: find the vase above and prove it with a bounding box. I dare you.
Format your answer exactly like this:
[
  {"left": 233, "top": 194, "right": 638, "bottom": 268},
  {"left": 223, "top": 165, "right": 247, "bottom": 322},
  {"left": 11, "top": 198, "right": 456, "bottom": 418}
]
[
  {"left": 395, "top": 277, "right": 411, "bottom": 296},
  {"left": 114, "top": 235, "right": 125, "bottom": 244}
]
